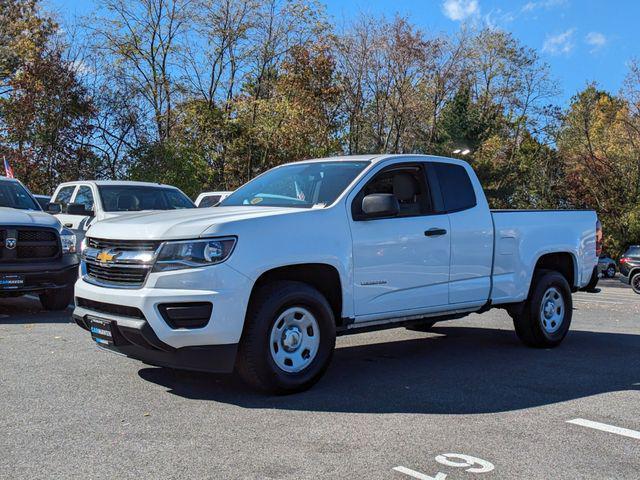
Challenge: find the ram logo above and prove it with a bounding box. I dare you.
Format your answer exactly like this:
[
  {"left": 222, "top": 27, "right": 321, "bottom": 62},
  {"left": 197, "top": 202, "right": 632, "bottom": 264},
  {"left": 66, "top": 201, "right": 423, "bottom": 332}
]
[{"left": 5, "top": 238, "right": 16, "bottom": 250}]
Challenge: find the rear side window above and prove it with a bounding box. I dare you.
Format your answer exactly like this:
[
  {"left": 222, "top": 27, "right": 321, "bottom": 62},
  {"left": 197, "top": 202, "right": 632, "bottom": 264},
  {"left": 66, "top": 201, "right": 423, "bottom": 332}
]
[
  {"left": 625, "top": 246, "right": 640, "bottom": 257},
  {"left": 433, "top": 163, "right": 476, "bottom": 212}
]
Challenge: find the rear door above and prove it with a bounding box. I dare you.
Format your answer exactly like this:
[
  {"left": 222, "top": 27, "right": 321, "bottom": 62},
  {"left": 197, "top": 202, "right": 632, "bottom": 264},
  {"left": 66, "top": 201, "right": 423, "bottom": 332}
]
[
  {"left": 349, "top": 161, "right": 451, "bottom": 318},
  {"left": 429, "top": 161, "right": 493, "bottom": 305}
]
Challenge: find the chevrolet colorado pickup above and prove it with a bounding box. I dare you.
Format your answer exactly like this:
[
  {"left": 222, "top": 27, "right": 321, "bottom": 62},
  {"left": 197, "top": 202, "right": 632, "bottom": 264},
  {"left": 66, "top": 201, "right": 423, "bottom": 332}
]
[
  {"left": 1, "top": 177, "right": 78, "bottom": 310},
  {"left": 73, "top": 155, "right": 600, "bottom": 393}
]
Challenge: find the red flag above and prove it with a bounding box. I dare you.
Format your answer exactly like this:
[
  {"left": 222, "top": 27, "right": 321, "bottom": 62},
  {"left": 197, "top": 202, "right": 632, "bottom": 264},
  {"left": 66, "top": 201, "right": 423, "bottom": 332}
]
[{"left": 3, "top": 157, "right": 14, "bottom": 178}]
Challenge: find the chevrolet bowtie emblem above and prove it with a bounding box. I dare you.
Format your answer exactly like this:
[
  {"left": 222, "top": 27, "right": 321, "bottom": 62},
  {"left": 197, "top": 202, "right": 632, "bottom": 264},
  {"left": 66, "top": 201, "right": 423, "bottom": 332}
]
[{"left": 96, "top": 251, "right": 115, "bottom": 263}]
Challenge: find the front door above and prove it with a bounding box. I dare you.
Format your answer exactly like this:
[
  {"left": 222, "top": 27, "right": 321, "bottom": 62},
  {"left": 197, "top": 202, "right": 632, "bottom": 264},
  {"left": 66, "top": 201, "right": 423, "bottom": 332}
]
[{"left": 349, "top": 162, "right": 451, "bottom": 318}]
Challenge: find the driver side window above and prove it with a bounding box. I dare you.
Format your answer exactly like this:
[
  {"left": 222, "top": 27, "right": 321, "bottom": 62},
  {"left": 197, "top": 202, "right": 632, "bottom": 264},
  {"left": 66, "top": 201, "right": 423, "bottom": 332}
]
[
  {"left": 74, "top": 186, "right": 94, "bottom": 212},
  {"left": 53, "top": 186, "right": 76, "bottom": 213},
  {"left": 352, "top": 164, "right": 432, "bottom": 219}
]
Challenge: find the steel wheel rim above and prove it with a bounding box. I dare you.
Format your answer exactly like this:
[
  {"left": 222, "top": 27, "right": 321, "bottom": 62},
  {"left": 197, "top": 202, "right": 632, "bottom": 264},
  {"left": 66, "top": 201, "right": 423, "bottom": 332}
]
[
  {"left": 539, "top": 287, "right": 565, "bottom": 334},
  {"left": 269, "top": 307, "right": 320, "bottom": 373}
]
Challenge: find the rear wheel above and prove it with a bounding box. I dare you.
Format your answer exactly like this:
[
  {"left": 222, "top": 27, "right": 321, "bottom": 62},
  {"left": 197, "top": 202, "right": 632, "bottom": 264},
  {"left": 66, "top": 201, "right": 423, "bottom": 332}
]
[
  {"left": 512, "top": 270, "right": 572, "bottom": 348},
  {"left": 606, "top": 264, "right": 616, "bottom": 278},
  {"left": 236, "top": 281, "right": 336, "bottom": 394},
  {"left": 39, "top": 286, "right": 73, "bottom": 311},
  {"left": 631, "top": 273, "right": 640, "bottom": 294}
]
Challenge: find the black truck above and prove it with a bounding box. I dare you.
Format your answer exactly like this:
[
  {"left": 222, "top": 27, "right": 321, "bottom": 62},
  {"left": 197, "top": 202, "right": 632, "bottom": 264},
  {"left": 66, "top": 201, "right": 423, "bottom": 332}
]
[{"left": 0, "top": 177, "right": 78, "bottom": 310}]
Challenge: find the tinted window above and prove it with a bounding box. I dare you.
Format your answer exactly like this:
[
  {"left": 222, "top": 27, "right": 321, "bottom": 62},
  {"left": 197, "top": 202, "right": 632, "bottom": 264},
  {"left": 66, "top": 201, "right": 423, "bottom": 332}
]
[
  {"left": 53, "top": 186, "right": 76, "bottom": 212},
  {"left": 625, "top": 246, "right": 640, "bottom": 257},
  {"left": 0, "top": 181, "right": 39, "bottom": 210},
  {"left": 222, "top": 162, "right": 369, "bottom": 209},
  {"left": 353, "top": 165, "right": 431, "bottom": 219},
  {"left": 74, "top": 186, "right": 94, "bottom": 211},
  {"left": 433, "top": 163, "right": 476, "bottom": 212},
  {"left": 98, "top": 186, "right": 195, "bottom": 212},
  {"left": 34, "top": 196, "right": 50, "bottom": 210},
  {"left": 199, "top": 195, "right": 221, "bottom": 207}
]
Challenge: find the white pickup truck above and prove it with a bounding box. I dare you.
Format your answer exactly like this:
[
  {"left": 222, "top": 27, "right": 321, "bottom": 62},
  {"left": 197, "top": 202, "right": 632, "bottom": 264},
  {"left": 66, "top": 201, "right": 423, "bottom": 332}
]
[
  {"left": 73, "top": 155, "right": 600, "bottom": 393},
  {"left": 48, "top": 180, "right": 195, "bottom": 246}
]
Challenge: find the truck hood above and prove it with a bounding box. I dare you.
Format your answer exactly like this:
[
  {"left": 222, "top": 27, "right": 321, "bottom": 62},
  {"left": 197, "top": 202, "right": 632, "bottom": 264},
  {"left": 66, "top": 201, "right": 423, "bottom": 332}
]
[
  {"left": 0, "top": 207, "right": 62, "bottom": 230},
  {"left": 86, "top": 206, "right": 299, "bottom": 240}
]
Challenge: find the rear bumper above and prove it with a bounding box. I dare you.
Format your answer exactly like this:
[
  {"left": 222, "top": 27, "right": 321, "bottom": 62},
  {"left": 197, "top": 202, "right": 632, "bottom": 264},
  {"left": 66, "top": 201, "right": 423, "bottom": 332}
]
[
  {"left": 73, "top": 307, "right": 238, "bottom": 373},
  {"left": 0, "top": 255, "right": 78, "bottom": 295}
]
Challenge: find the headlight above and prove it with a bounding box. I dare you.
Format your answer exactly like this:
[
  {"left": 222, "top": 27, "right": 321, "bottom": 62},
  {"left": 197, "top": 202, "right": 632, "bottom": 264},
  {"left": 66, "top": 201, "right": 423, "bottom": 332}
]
[
  {"left": 60, "top": 229, "right": 77, "bottom": 254},
  {"left": 153, "top": 237, "right": 236, "bottom": 272}
]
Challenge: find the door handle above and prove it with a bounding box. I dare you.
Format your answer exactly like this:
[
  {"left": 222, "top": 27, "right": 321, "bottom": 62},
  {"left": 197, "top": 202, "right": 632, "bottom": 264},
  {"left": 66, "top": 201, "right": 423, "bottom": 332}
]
[
  {"left": 64, "top": 223, "right": 73, "bottom": 228},
  {"left": 424, "top": 228, "right": 447, "bottom": 237}
]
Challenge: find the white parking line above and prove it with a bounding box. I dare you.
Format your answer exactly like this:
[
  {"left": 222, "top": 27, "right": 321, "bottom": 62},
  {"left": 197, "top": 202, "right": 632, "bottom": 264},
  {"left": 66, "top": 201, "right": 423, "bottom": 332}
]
[
  {"left": 567, "top": 418, "right": 640, "bottom": 440},
  {"left": 393, "top": 466, "right": 446, "bottom": 480}
]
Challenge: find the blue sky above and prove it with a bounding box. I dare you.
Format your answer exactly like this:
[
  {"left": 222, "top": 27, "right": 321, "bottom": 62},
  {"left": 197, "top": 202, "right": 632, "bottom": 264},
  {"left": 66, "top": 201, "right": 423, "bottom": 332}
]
[{"left": 47, "top": 0, "right": 640, "bottom": 105}]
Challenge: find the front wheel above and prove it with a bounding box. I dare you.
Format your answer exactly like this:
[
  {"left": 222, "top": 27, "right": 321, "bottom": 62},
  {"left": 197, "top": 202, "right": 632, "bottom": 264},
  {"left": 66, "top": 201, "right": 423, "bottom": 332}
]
[
  {"left": 512, "top": 270, "right": 572, "bottom": 348},
  {"left": 606, "top": 265, "right": 616, "bottom": 278},
  {"left": 236, "top": 281, "right": 336, "bottom": 394},
  {"left": 631, "top": 273, "right": 640, "bottom": 294}
]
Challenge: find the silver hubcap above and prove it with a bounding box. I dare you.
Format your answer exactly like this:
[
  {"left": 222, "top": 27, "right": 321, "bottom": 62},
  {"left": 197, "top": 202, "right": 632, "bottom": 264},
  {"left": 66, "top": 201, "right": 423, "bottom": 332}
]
[
  {"left": 269, "top": 307, "right": 320, "bottom": 373},
  {"left": 540, "top": 287, "right": 565, "bottom": 333}
]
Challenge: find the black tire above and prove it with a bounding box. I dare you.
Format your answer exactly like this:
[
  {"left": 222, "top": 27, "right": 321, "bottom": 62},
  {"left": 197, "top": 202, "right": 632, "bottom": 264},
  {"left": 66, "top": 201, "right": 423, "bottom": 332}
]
[
  {"left": 606, "top": 264, "right": 616, "bottom": 278},
  {"left": 631, "top": 273, "right": 640, "bottom": 295},
  {"left": 583, "top": 267, "right": 599, "bottom": 292},
  {"left": 406, "top": 320, "right": 437, "bottom": 332},
  {"left": 236, "top": 281, "right": 336, "bottom": 394},
  {"left": 512, "top": 270, "right": 572, "bottom": 348},
  {"left": 39, "top": 286, "right": 73, "bottom": 311}
]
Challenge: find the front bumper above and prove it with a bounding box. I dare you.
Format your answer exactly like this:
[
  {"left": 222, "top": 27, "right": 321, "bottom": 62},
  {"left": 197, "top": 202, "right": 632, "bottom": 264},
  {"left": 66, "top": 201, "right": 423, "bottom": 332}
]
[
  {"left": 73, "top": 263, "right": 253, "bottom": 372},
  {"left": 73, "top": 310, "right": 238, "bottom": 373},
  {"left": 0, "top": 254, "right": 78, "bottom": 295}
]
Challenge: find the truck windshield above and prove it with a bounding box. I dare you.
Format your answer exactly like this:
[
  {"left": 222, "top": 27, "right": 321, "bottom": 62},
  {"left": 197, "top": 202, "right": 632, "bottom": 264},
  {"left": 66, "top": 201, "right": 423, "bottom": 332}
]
[
  {"left": 0, "top": 181, "right": 40, "bottom": 210},
  {"left": 221, "top": 161, "right": 369, "bottom": 208},
  {"left": 98, "top": 185, "right": 195, "bottom": 212}
]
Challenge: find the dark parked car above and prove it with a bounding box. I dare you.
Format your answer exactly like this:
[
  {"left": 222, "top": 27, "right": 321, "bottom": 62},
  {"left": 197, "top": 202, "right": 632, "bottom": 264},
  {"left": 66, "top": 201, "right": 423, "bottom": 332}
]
[
  {"left": 597, "top": 253, "right": 617, "bottom": 278},
  {"left": 619, "top": 245, "right": 640, "bottom": 294},
  {"left": 33, "top": 194, "right": 51, "bottom": 210}
]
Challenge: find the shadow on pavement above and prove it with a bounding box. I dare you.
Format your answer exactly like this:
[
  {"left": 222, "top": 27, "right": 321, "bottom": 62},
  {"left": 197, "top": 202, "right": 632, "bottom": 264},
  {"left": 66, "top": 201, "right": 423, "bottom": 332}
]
[
  {"left": 0, "top": 296, "right": 73, "bottom": 324},
  {"left": 138, "top": 325, "right": 640, "bottom": 414}
]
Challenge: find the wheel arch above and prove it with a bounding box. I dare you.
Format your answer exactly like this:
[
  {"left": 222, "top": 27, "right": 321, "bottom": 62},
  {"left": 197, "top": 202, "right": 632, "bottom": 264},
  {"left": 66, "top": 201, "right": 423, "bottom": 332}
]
[
  {"left": 248, "top": 263, "right": 344, "bottom": 325},
  {"left": 531, "top": 251, "right": 578, "bottom": 291}
]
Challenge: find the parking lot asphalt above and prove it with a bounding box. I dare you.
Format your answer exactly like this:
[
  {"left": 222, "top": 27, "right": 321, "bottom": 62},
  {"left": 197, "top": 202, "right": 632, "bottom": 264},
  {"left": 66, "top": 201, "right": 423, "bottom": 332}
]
[{"left": 1, "top": 279, "right": 639, "bottom": 479}]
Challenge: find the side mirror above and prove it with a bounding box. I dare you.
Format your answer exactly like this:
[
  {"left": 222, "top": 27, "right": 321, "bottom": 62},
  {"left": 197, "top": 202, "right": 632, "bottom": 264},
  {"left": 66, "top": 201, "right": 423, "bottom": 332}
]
[
  {"left": 47, "top": 203, "right": 62, "bottom": 214},
  {"left": 361, "top": 194, "right": 399, "bottom": 219},
  {"left": 67, "top": 203, "right": 94, "bottom": 217}
]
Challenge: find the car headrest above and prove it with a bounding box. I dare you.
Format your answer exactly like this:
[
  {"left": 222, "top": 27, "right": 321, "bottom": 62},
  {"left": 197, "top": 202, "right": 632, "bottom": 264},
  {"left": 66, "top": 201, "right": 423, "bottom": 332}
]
[
  {"left": 117, "top": 194, "right": 140, "bottom": 211},
  {"left": 393, "top": 173, "right": 419, "bottom": 202}
]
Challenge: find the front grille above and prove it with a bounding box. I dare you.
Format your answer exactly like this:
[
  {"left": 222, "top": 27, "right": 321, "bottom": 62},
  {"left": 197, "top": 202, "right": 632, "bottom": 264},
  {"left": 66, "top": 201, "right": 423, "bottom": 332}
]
[
  {"left": 0, "top": 227, "right": 60, "bottom": 262},
  {"left": 17, "top": 244, "right": 59, "bottom": 259},
  {"left": 87, "top": 238, "right": 160, "bottom": 252},
  {"left": 76, "top": 297, "right": 145, "bottom": 319},
  {"left": 18, "top": 230, "right": 57, "bottom": 242},
  {"left": 85, "top": 260, "right": 151, "bottom": 286}
]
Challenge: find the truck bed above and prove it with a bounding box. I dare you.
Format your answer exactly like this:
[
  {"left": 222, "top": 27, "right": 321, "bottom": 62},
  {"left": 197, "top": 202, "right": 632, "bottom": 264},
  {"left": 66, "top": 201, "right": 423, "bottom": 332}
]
[{"left": 490, "top": 209, "right": 598, "bottom": 304}]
